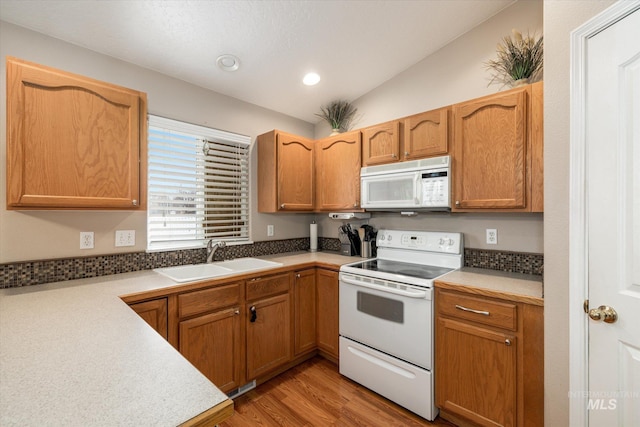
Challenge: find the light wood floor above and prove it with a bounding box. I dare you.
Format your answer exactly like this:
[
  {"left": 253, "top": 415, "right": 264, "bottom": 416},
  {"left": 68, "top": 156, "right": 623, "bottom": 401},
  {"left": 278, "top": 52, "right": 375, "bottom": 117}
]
[{"left": 220, "top": 356, "right": 457, "bottom": 427}]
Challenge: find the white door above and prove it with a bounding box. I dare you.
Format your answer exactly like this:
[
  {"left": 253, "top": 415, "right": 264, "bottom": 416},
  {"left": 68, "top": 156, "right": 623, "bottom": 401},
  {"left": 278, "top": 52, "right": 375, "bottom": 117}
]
[{"left": 585, "top": 5, "right": 640, "bottom": 425}]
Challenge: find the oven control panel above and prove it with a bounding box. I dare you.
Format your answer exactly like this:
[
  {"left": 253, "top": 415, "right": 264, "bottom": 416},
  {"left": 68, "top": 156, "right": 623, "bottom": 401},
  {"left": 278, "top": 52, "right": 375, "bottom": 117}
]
[{"left": 377, "top": 229, "right": 463, "bottom": 254}]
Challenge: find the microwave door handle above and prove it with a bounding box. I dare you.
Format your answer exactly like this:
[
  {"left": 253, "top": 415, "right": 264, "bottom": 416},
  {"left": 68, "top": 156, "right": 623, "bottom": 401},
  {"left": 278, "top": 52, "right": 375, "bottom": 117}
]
[
  {"left": 341, "top": 276, "right": 428, "bottom": 298},
  {"left": 415, "top": 173, "right": 421, "bottom": 205}
]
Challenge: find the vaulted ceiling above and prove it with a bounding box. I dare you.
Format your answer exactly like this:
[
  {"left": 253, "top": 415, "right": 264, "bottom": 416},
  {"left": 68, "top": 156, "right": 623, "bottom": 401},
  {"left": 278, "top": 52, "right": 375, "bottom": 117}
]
[{"left": 0, "top": 0, "right": 515, "bottom": 123}]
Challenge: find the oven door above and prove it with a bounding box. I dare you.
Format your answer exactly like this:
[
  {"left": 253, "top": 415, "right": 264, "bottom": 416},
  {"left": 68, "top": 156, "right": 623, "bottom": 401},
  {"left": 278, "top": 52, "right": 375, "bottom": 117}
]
[{"left": 339, "top": 272, "right": 433, "bottom": 369}]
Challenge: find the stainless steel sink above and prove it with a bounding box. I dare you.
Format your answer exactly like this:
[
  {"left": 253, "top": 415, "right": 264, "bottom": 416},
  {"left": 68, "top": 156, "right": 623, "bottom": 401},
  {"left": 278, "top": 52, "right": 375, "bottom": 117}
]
[{"left": 154, "top": 257, "right": 283, "bottom": 283}]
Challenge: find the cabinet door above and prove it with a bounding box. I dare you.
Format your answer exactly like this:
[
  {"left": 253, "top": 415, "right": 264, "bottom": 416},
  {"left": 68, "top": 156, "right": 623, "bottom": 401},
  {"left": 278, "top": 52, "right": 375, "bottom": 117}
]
[
  {"left": 129, "top": 299, "right": 168, "bottom": 340},
  {"left": 402, "top": 107, "right": 449, "bottom": 160},
  {"left": 6, "top": 57, "right": 146, "bottom": 209},
  {"left": 294, "top": 269, "right": 317, "bottom": 355},
  {"left": 362, "top": 121, "right": 400, "bottom": 166},
  {"left": 316, "top": 269, "right": 339, "bottom": 359},
  {"left": 277, "top": 133, "right": 315, "bottom": 211},
  {"left": 315, "top": 131, "right": 362, "bottom": 211},
  {"left": 179, "top": 307, "right": 243, "bottom": 393},
  {"left": 453, "top": 87, "right": 528, "bottom": 210},
  {"left": 246, "top": 293, "right": 292, "bottom": 379},
  {"left": 436, "top": 317, "right": 516, "bottom": 427}
]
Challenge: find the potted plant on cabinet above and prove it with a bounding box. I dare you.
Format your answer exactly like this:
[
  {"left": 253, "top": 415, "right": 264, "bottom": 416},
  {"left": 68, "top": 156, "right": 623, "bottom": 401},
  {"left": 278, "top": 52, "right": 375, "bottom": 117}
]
[
  {"left": 485, "top": 29, "right": 543, "bottom": 88},
  {"left": 316, "top": 100, "right": 358, "bottom": 135}
]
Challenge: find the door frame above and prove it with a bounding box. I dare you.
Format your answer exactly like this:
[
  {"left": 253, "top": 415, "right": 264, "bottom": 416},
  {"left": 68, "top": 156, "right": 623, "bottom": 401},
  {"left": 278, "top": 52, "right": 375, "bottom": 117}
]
[{"left": 569, "top": 1, "right": 640, "bottom": 425}]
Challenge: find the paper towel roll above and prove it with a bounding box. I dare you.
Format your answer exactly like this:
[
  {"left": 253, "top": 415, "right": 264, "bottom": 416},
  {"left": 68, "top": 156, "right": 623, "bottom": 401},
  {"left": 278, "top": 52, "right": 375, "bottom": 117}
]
[{"left": 310, "top": 222, "right": 318, "bottom": 252}]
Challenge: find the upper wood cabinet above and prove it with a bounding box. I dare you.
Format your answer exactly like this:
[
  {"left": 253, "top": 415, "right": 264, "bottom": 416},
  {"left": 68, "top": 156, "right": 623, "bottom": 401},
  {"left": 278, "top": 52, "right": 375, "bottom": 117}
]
[
  {"left": 315, "top": 131, "right": 362, "bottom": 211},
  {"left": 6, "top": 57, "right": 147, "bottom": 210},
  {"left": 402, "top": 107, "right": 450, "bottom": 160},
  {"left": 258, "top": 130, "right": 315, "bottom": 212},
  {"left": 361, "top": 120, "right": 401, "bottom": 166},
  {"left": 452, "top": 82, "right": 543, "bottom": 212}
]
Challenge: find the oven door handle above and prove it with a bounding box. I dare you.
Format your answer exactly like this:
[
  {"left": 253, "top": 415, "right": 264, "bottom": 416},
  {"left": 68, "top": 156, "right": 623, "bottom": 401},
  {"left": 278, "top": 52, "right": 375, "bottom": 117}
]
[{"left": 341, "top": 276, "right": 428, "bottom": 298}]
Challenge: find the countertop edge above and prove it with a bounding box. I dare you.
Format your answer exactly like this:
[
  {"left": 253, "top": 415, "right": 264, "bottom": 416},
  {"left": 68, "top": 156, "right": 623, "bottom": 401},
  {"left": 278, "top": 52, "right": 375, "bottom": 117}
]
[{"left": 435, "top": 279, "right": 544, "bottom": 306}]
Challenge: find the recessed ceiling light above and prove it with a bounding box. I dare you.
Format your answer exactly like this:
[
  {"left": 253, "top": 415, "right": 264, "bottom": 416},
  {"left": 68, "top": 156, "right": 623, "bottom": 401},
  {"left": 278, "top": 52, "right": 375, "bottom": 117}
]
[
  {"left": 216, "top": 54, "right": 240, "bottom": 72},
  {"left": 303, "top": 72, "right": 321, "bottom": 86}
]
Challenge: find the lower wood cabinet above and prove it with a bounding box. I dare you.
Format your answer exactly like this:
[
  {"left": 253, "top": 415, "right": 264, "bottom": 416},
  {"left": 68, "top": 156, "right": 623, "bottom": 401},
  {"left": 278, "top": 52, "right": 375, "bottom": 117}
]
[
  {"left": 316, "top": 268, "right": 339, "bottom": 360},
  {"left": 246, "top": 292, "right": 292, "bottom": 379},
  {"left": 131, "top": 266, "right": 342, "bottom": 394},
  {"left": 435, "top": 287, "right": 543, "bottom": 427},
  {"left": 128, "top": 298, "right": 168, "bottom": 340},
  {"left": 294, "top": 269, "right": 317, "bottom": 355},
  {"left": 179, "top": 306, "right": 243, "bottom": 394}
]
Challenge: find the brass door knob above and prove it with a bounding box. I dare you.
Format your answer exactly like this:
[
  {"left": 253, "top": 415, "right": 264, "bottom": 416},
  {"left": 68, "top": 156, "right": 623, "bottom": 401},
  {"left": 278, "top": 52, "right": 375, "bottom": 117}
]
[{"left": 588, "top": 305, "right": 618, "bottom": 324}]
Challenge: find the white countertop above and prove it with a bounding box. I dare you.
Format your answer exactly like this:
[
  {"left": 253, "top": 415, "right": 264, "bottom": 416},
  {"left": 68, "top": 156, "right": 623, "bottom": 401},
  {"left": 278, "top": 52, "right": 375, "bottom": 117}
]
[
  {"left": 436, "top": 267, "right": 544, "bottom": 305},
  {"left": 0, "top": 251, "right": 355, "bottom": 426}
]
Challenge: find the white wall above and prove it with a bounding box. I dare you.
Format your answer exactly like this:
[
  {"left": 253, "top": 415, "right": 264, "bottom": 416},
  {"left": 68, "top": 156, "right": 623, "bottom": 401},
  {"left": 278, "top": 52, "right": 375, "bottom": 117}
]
[
  {"left": 543, "top": 1, "right": 615, "bottom": 425},
  {"left": 0, "top": 22, "right": 315, "bottom": 263},
  {"left": 314, "top": 0, "right": 544, "bottom": 254}
]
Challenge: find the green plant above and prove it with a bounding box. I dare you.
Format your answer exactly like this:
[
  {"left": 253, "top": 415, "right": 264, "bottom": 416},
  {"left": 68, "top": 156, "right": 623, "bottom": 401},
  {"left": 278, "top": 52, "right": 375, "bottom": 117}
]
[
  {"left": 315, "top": 100, "right": 358, "bottom": 131},
  {"left": 485, "top": 30, "right": 543, "bottom": 87}
]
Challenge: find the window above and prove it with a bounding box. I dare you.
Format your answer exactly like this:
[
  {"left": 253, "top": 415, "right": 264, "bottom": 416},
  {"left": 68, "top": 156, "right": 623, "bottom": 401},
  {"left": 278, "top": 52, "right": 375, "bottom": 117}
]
[{"left": 147, "top": 115, "right": 251, "bottom": 251}]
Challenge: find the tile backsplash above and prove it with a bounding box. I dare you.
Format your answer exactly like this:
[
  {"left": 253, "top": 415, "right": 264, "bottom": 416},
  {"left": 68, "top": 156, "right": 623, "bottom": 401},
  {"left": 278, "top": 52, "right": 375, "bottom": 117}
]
[{"left": 1, "top": 237, "right": 542, "bottom": 288}]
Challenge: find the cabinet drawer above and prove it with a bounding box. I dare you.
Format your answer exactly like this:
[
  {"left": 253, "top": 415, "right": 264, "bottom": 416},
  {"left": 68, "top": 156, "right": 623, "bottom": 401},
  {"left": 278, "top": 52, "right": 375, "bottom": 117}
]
[
  {"left": 178, "top": 282, "right": 241, "bottom": 318},
  {"left": 437, "top": 289, "right": 517, "bottom": 331},
  {"left": 246, "top": 273, "right": 291, "bottom": 301}
]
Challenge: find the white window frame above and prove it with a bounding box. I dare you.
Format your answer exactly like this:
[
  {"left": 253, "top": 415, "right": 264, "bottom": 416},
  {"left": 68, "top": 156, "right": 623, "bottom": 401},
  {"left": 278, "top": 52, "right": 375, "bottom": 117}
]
[{"left": 147, "top": 115, "right": 252, "bottom": 251}]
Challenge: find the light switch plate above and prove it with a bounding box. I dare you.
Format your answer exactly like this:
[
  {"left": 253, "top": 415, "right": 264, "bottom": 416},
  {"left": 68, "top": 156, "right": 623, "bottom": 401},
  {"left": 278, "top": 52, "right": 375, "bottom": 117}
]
[
  {"left": 115, "top": 230, "right": 135, "bottom": 247},
  {"left": 267, "top": 225, "right": 274, "bottom": 237}
]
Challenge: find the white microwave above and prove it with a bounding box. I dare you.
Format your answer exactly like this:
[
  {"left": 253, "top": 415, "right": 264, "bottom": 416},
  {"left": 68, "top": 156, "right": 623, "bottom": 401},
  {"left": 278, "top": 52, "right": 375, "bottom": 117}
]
[{"left": 360, "top": 156, "right": 450, "bottom": 211}]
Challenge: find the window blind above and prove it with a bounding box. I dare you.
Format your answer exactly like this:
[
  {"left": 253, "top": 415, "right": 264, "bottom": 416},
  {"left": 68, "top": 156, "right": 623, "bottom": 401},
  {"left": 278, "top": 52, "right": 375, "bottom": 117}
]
[{"left": 147, "top": 115, "right": 251, "bottom": 251}]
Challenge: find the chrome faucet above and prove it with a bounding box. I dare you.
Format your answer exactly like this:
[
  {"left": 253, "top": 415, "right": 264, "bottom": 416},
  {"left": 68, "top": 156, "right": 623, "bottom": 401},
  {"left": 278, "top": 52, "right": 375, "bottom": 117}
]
[{"left": 206, "top": 240, "right": 226, "bottom": 263}]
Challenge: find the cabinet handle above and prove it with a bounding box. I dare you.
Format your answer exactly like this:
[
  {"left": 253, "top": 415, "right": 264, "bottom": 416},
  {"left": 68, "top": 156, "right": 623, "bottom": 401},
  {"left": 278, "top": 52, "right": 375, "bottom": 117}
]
[
  {"left": 296, "top": 273, "right": 301, "bottom": 279},
  {"left": 250, "top": 306, "right": 257, "bottom": 323},
  {"left": 234, "top": 309, "right": 240, "bottom": 315},
  {"left": 250, "top": 277, "right": 261, "bottom": 282},
  {"left": 280, "top": 203, "right": 286, "bottom": 209},
  {"left": 391, "top": 153, "right": 397, "bottom": 158},
  {"left": 455, "top": 200, "right": 460, "bottom": 206},
  {"left": 455, "top": 304, "right": 490, "bottom": 316},
  {"left": 404, "top": 151, "right": 410, "bottom": 156},
  {"left": 505, "top": 339, "right": 512, "bottom": 346},
  {"left": 132, "top": 199, "right": 138, "bottom": 206}
]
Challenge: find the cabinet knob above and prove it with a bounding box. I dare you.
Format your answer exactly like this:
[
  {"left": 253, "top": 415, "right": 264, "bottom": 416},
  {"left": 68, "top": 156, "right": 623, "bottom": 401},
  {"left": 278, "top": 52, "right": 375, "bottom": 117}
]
[
  {"left": 296, "top": 273, "right": 301, "bottom": 278},
  {"left": 280, "top": 203, "right": 285, "bottom": 209},
  {"left": 132, "top": 199, "right": 138, "bottom": 206},
  {"left": 455, "top": 200, "right": 460, "bottom": 206},
  {"left": 234, "top": 309, "right": 240, "bottom": 315},
  {"left": 354, "top": 202, "right": 358, "bottom": 207},
  {"left": 391, "top": 153, "right": 397, "bottom": 158},
  {"left": 405, "top": 151, "right": 410, "bottom": 156},
  {"left": 505, "top": 339, "right": 512, "bottom": 346}
]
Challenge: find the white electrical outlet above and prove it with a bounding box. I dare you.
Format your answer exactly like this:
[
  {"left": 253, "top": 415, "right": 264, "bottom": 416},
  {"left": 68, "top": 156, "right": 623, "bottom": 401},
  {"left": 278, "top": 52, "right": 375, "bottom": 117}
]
[
  {"left": 267, "top": 225, "right": 274, "bottom": 237},
  {"left": 80, "top": 232, "right": 94, "bottom": 249},
  {"left": 486, "top": 229, "right": 498, "bottom": 245},
  {"left": 115, "top": 230, "right": 135, "bottom": 247}
]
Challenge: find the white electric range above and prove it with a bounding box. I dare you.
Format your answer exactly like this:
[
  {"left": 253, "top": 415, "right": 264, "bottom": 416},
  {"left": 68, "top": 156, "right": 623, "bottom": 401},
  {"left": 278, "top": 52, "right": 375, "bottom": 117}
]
[{"left": 339, "top": 229, "right": 463, "bottom": 421}]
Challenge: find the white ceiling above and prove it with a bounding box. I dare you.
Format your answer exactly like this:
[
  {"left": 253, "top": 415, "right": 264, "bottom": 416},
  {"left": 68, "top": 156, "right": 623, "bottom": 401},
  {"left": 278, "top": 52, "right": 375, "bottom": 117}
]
[{"left": 0, "top": 0, "right": 514, "bottom": 124}]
